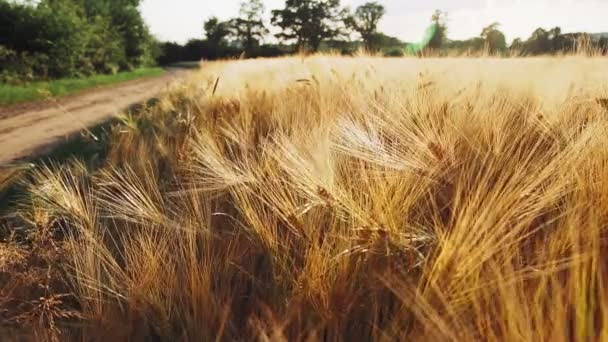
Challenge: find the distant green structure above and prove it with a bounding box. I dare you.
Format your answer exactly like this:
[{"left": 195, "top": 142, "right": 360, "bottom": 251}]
[{"left": 406, "top": 23, "right": 438, "bottom": 55}]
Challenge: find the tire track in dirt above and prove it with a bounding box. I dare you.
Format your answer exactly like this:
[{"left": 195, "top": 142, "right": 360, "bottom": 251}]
[{"left": 0, "top": 69, "right": 189, "bottom": 165}]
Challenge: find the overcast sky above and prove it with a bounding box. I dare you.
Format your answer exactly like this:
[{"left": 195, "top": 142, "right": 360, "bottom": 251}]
[{"left": 141, "top": 0, "right": 608, "bottom": 44}]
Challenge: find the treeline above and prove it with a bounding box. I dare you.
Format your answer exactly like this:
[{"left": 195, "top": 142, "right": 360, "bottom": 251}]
[
  {"left": 158, "top": 0, "right": 408, "bottom": 64},
  {"left": 3, "top": 0, "right": 606, "bottom": 82},
  {"left": 512, "top": 28, "right": 608, "bottom": 55},
  {"left": 447, "top": 24, "right": 608, "bottom": 55},
  {"left": 0, "top": 0, "right": 156, "bottom": 83},
  {"left": 158, "top": 0, "right": 608, "bottom": 65},
  {"left": 157, "top": 40, "right": 288, "bottom": 65}
]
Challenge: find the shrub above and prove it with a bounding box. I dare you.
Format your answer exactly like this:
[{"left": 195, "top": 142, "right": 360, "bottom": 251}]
[
  {"left": 0, "top": 0, "right": 156, "bottom": 82},
  {"left": 384, "top": 48, "right": 404, "bottom": 57}
]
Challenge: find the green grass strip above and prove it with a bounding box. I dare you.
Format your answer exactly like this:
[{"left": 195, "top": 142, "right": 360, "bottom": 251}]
[{"left": 0, "top": 67, "right": 165, "bottom": 106}]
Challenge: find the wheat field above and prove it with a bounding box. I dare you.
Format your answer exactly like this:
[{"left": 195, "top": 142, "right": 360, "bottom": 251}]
[{"left": 3, "top": 56, "right": 608, "bottom": 341}]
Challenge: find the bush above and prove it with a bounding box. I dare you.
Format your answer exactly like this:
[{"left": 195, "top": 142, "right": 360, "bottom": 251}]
[
  {"left": 84, "top": 15, "right": 126, "bottom": 75},
  {"left": 36, "top": 0, "right": 91, "bottom": 78},
  {"left": 384, "top": 48, "right": 404, "bottom": 57},
  {"left": 182, "top": 39, "right": 240, "bottom": 61},
  {"left": 0, "top": 0, "right": 156, "bottom": 82},
  {"left": 251, "top": 44, "right": 288, "bottom": 58},
  {"left": 157, "top": 41, "right": 289, "bottom": 65},
  {"left": 0, "top": 46, "right": 49, "bottom": 84},
  {"left": 157, "top": 42, "right": 185, "bottom": 65}
]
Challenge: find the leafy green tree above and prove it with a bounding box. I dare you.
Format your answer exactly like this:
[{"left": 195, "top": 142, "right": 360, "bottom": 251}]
[
  {"left": 0, "top": 1, "right": 50, "bottom": 81},
  {"left": 599, "top": 37, "right": 608, "bottom": 54},
  {"left": 0, "top": 0, "right": 155, "bottom": 80},
  {"left": 30, "top": 0, "right": 90, "bottom": 77},
  {"left": 1, "top": 0, "right": 86, "bottom": 77},
  {"left": 231, "top": 0, "right": 268, "bottom": 55},
  {"left": 204, "top": 17, "right": 232, "bottom": 46},
  {"left": 526, "top": 28, "right": 551, "bottom": 54},
  {"left": 547, "top": 27, "right": 564, "bottom": 52},
  {"left": 157, "top": 42, "right": 184, "bottom": 65},
  {"left": 428, "top": 9, "right": 447, "bottom": 49},
  {"left": 84, "top": 14, "right": 126, "bottom": 73},
  {"left": 481, "top": 22, "right": 507, "bottom": 54},
  {"left": 510, "top": 38, "right": 524, "bottom": 52},
  {"left": 515, "top": 27, "right": 599, "bottom": 55},
  {"left": 346, "top": 2, "right": 386, "bottom": 51},
  {"left": 271, "top": 0, "right": 348, "bottom": 52},
  {"left": 66, "top": 0, "right": 156, "bottom": 71},
  {"left": 113, "top": 5, "right": 155, "bottom": 69},
  {"left": 76, "top": 0, "right": 155, "bottom": 69}
]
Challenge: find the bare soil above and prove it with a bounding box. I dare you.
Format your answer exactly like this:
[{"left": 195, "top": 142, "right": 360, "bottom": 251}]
[{"left": 0, "top": 70, "right": 188, "bottom": 165}]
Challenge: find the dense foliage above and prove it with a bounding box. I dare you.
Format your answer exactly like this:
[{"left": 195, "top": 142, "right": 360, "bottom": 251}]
[
  {"left": 3, "top": 0, "right": 608, "bottom": 83},
  {"left": 0, "top": 0, "right": 156, "bottom": 83},
  {"left": 449, "top": 25, "right": 608, "bottom": 56},
  {"left": 346, "top": 2, "right": 386, "bottom": 51},
  {"left": 271, "top": 0, "right": 348, "bottom": 52},
  {"left": 231, "top": 0, "right": 269, "bottom": 55}
]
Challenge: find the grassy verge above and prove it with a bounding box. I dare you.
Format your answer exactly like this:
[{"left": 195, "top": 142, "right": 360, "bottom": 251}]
[{"left": 0, "top": 67, "right": 164, "bottom": 106}]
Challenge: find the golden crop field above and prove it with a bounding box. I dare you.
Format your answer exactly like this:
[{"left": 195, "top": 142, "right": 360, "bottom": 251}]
[{"left": 3, "top": 56, "right": 608, "bottom": 341}]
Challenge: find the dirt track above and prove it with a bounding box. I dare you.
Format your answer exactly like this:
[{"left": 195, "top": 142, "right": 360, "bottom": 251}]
[{"left": 0, "top": 70, "right": 188, "bottom": 165}]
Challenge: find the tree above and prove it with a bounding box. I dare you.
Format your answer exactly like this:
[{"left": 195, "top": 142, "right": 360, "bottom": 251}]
[
  {"left": 78, "top": 0, "right": 156, "bottom": 70},
  {"left": 548, "top": 27, "right": 564, "bottom": 52},
  {"left": 599, "top": 37, "right": 608, "bottom": 54},
  {"left": 0, "top": 0, "right": 53, "bottom": 80},
  {"left": 231, "top": 0, "right": 268, "bottom": 55},
  {"left": 271, "top": 0, "right": 348, "bottom": 52},
  {"left": 346, "top": 2, "right": 385, "bottom": 51},
  {"left": 84, "top": 13, "right": 126, "bottom": 73},
  {"left": 24, "top": 0, "right": 90, "bottom": 77},
  {"left": 0, "top": 0, "right": 154, "bottom": 80},
  {"left": 516, "top": 27, "right": 600, "bottom": 55},
  {"left": 428, "top": 10, "right": 447, "bottom": 49},
  {"left": 157, "top": 42, "right": 184, "bottom": 65},
  {"left": 445, "top": 37, "right": 485, "bottom": 54},
  {"left": 204, "top": 17, "right": 232, "bottom": 46},
  {"left": 527, "top": 28, "right": 551, "bottom": 54},
  {"left": 510, "top": 38, "right": 524, "bottom": 52},
  {"left": 113, "top": 5, "right": 155, "bottom": 69},
  {"left": 481, "top": 22, "right": 507, "bottom": 54},
  {"left": 511, "top": 27, "right": 606, "bottom": 56}
]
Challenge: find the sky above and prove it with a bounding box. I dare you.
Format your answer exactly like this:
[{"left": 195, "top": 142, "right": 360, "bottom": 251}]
[{"left": 140, "top": 0, "right": 608, "bottom": 45}]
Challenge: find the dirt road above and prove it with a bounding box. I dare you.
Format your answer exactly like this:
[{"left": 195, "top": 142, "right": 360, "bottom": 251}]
[{"left": 0, "top": 69, "right": 188, "bottom": 165}]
